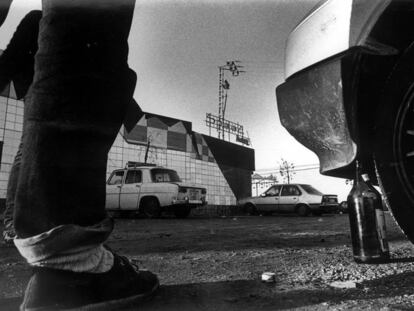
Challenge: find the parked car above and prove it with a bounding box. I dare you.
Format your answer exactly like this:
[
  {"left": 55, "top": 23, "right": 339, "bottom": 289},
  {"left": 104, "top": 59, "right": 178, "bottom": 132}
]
[
  {"left": 238, "top": 184, "right": 338, "bottom": 216},
  {"left": 106, "top": 162, "right": 207, "bottom": 218},
  {"left": 276, "top": 0, "right": 414, "bottom": 242}
]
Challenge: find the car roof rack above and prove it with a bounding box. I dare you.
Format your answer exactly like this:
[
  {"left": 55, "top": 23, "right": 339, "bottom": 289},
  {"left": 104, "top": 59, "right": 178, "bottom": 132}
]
[{"left": 125, "top": 161, "right": 157, "bottom": 168}]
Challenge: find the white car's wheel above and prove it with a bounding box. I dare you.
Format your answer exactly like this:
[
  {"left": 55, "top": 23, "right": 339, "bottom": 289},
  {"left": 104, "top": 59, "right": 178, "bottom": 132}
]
[
  {"left": 296, "top": 204, "right": 310, "bottom": 217},
  {"left": 245, "top": 203, "right": 258, "bottom": 216},
  {"left": 141, "top": 198, "right": 161, "bottom": 218}
]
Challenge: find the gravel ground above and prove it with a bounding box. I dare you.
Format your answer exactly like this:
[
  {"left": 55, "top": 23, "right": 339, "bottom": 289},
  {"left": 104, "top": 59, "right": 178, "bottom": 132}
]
[{"left": 2, "top": 213, "right": 414, "bottom": 310}]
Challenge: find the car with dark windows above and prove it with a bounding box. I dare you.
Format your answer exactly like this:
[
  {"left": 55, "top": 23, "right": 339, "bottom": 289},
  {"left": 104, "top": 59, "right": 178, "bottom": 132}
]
[
  {"left": 238, "top": 184, "right": 338, "bottom": 216},
  {"left": 106, "top": 162, "right": 207, "bottom": 218},
  {"left": 276, "top": 0, "right": 414, "bottom": 242}
]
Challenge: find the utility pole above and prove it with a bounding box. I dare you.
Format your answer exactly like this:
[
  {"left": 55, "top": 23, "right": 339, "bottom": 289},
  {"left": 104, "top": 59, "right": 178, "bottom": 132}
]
[{"left": 217, "top": 60, "right": 245, "bottom": 140}]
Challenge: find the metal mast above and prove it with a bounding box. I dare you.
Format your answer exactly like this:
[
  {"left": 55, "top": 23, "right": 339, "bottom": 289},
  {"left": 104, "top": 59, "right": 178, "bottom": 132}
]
[{"left": 217, "top": 60, "right": 244, "bottom": 140}]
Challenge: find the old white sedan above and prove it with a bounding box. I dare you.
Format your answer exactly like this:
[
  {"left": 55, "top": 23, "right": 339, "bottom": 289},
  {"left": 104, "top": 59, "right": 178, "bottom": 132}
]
[
  {"left": 106, "top": 162, "right": 207, "bottom": 218},
  {"left": 238, "top": 184, "right": 338, "bottom": 216}
]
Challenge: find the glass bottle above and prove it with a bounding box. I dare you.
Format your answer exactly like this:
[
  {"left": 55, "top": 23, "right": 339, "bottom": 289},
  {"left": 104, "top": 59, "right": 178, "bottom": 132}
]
[
  {"left": 347, "top": 161, "right": 390, "bottom": 263},
  {"left": 361, "top": 173, "right": 390, "bottom": 258}
]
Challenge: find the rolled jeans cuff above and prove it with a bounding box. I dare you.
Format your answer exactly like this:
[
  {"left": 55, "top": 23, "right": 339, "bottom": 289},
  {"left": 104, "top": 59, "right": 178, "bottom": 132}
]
[{"left": 14, "top": 218, "right": 114, "bottom": 273}]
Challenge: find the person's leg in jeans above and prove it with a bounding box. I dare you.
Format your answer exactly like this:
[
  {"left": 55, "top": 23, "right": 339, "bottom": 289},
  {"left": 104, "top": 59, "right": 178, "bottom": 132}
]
[
  {"left": 0, "top": 10, "right": 42, "bottom": 244},
  {"left": 2, "top": 142, "right": 22, "bottom": 242},
  {"left": 10, "top": 1, "right": 158, "bottom": 310}
]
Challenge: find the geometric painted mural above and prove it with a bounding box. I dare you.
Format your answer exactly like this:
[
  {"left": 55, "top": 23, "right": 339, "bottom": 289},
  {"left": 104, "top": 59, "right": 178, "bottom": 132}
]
[
  {"left": 108, "top": 108, "right": 255, "bottom": 205},
  {"left": 0, "top": 91, "right": 255, "bottom": 206}
]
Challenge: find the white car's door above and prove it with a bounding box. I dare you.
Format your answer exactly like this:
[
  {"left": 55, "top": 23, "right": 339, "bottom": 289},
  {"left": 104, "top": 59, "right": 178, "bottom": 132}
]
[
  {"left": 257, "top": 185, "right": 281, "bottom": 212},
  {"left": 120, "top": 169, "right": 142, "bottom": 210},
  {"left": 106, "top": 170, "right": 125, "bottom": 210},
  {"left": 279, "top": 185, "right": 301, "bottom": 212}
]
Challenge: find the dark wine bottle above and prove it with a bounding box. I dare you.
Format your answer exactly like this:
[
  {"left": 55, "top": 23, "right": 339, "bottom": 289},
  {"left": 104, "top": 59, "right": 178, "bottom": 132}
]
[
  {"left": 347, "top": 161, "right": 390, "bottom": 263},
  {"left": 361, "top": 173, "right": 390, "bottom": 258}
]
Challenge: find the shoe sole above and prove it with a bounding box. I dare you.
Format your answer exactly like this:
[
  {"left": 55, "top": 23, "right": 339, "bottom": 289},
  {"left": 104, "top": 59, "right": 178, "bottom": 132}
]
[{"left": 22, "top": 279, "right": 160, "bottom": 311}]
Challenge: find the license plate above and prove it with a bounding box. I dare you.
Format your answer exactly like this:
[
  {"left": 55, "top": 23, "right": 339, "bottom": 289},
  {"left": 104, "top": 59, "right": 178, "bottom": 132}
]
[{"left": 189, "top": 189, "right": 198, "bottom": 200}]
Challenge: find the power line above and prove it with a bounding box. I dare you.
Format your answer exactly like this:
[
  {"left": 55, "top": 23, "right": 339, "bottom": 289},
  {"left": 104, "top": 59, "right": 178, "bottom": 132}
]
[
  {"left": 256, "top": 163, "right": 319, "bottom": 171},
  {"left": 256, "top": 166, "right": 320, "bottom": 175}
]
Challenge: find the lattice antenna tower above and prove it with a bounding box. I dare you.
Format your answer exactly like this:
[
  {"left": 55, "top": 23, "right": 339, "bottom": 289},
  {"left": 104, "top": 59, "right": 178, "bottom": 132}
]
[{"left": 218, "top": 60, "right": 245, "bottom": 139}]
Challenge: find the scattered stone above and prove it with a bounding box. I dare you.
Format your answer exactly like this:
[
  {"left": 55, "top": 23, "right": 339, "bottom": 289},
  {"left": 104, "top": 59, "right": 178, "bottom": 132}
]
[{"left": 261, "top": 272, "right": 276, "bottom": 283}]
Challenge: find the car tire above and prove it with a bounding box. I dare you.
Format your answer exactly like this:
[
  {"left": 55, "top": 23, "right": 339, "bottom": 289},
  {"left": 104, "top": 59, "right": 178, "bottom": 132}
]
[
  {"left": 174, "top": 206, "right": 191, "bottom": 218},
  {"left": 296, "top": 204, "right": 310, "bottom": 217},
  {"left": 141, "top": 198, "right": 161, "bottom": 218},
  {"left": 245, "top": 203, "right": 258, "bottom": 216},
  {"left": 375, "top": 42, "right": 414, "bottom": 243}
]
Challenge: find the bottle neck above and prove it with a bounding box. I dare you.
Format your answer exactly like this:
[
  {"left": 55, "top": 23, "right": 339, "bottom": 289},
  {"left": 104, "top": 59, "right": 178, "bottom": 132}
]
[{"left": 355, "top": 160, "right": 361, "bottom": 184}]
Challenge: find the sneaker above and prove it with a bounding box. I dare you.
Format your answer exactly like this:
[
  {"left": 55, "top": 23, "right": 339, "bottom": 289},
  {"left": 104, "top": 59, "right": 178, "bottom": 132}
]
[
  {"left": 20, "top": 253, "right": 159, "bottom": 311},
  {"left": 3, "top": 229, "right": 16, "bottom": 245}
]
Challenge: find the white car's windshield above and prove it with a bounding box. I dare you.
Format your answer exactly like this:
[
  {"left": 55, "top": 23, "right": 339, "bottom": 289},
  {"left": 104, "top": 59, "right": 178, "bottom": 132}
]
[
  {"left": 301, "top": 184, "right": 323, "bottom": 196},
  {"left": 151, "top": 168, "right": 181, "bottom": 183}
]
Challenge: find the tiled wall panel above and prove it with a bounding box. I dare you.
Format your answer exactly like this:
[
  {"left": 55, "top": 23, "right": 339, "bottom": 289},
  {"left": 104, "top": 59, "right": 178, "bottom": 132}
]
[
  {"left": 0, "top": 96, "right": 24, "bottom": 198},
  {"left": 0, "top": 97, "right": 250, "bottom": 206},
  {"left": 107, "top": 130, "right": 238, "bottom": 205}
]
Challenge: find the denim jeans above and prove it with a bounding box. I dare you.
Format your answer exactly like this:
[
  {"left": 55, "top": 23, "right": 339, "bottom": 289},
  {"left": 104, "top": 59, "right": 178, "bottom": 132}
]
[
  {"left": 3, "top": 141, "right": 22, "bottom": 235},
  {"left": 13, "top": 0, "right": 136, "bottom": 239}
]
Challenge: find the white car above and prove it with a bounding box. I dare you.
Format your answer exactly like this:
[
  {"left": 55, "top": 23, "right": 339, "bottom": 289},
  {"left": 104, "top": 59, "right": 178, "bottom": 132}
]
[
  {"left": 276, "top": 0, "right": 414, "bottom": 240},
  {"left": 106, "top": 162, "right": 207, "bottom": 218},
  {"left": 238, "top": 184, "right": 338, "bottom": 216}
]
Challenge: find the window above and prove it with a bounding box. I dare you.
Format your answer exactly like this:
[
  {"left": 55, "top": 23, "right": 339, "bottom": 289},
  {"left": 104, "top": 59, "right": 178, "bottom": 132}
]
[
  {"left": 281, "top": 185, "right": 301, "bottom": 196},
  {"left": 151, "top": 168, "right": 181, "bottom": 182},
  {"left": 108, "top": 171, "right": 124, "bottom": 185},
  {"left": 300, "top": 184, "right": 323, "bottom": 195},
  {"left": 125, "top": 170, "right": 142, "bottom": 184},
  {"left": 265, "top": 185, "right": 281, "bottom": 196}
]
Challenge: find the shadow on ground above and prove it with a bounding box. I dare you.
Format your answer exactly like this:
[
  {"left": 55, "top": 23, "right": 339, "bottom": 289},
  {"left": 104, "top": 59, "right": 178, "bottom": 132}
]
[
  {"left": 109, "top": 215, "right": 407, "bottom": 255},
  {"left": 5, "top": 271, "right": 414, "bottom": 311}
]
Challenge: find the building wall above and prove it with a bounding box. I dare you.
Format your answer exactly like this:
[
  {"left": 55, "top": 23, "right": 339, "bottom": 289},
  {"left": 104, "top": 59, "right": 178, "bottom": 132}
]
[
  {"left": 107, "top": 134, "right": 237, "bottom": 205},
  {"left": 0, "top": 90, "right": 24, "bottom": 199},
  {"left": 0, "top": 93, "right": 255, "bottom": 206},
  {"left": 108, "top": 112, "right": 254, "bottom": 205},
  {"left": 203, "top": 135, "right": 254, "bottom": 200}
]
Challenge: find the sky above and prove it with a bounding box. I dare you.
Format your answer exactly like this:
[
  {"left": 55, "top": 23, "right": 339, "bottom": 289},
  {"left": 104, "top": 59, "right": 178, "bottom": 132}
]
[{"left": 0, "top": 0, "right": 353, "bottom": 201}]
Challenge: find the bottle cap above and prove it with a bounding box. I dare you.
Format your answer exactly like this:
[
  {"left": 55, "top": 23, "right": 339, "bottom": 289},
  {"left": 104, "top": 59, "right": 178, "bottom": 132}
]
[{"left": 361, "top": 174, "right": 370, "bottom": 181}]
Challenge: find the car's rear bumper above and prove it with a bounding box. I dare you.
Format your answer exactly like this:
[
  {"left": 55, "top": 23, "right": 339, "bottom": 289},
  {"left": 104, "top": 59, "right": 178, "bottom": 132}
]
[
  {"left": 277, "top": 49, "right": 363, "bottom": 178},
  {"left": 277, "top": 0, "right": 402, "bottom": 180},
  {"left": 320, "top": 204, "right": 339, "bottom": 213}
]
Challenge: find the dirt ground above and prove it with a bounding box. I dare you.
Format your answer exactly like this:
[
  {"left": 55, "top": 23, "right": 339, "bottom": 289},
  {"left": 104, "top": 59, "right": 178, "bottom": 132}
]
[{"left": 2, "top": 212, "right": 414, "bottom": 310}]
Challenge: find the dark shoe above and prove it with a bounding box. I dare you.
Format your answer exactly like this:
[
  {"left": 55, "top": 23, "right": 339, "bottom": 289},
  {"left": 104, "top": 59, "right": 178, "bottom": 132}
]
[{"left": 20, "top": 253, "right": 159, "bottom": 311}]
